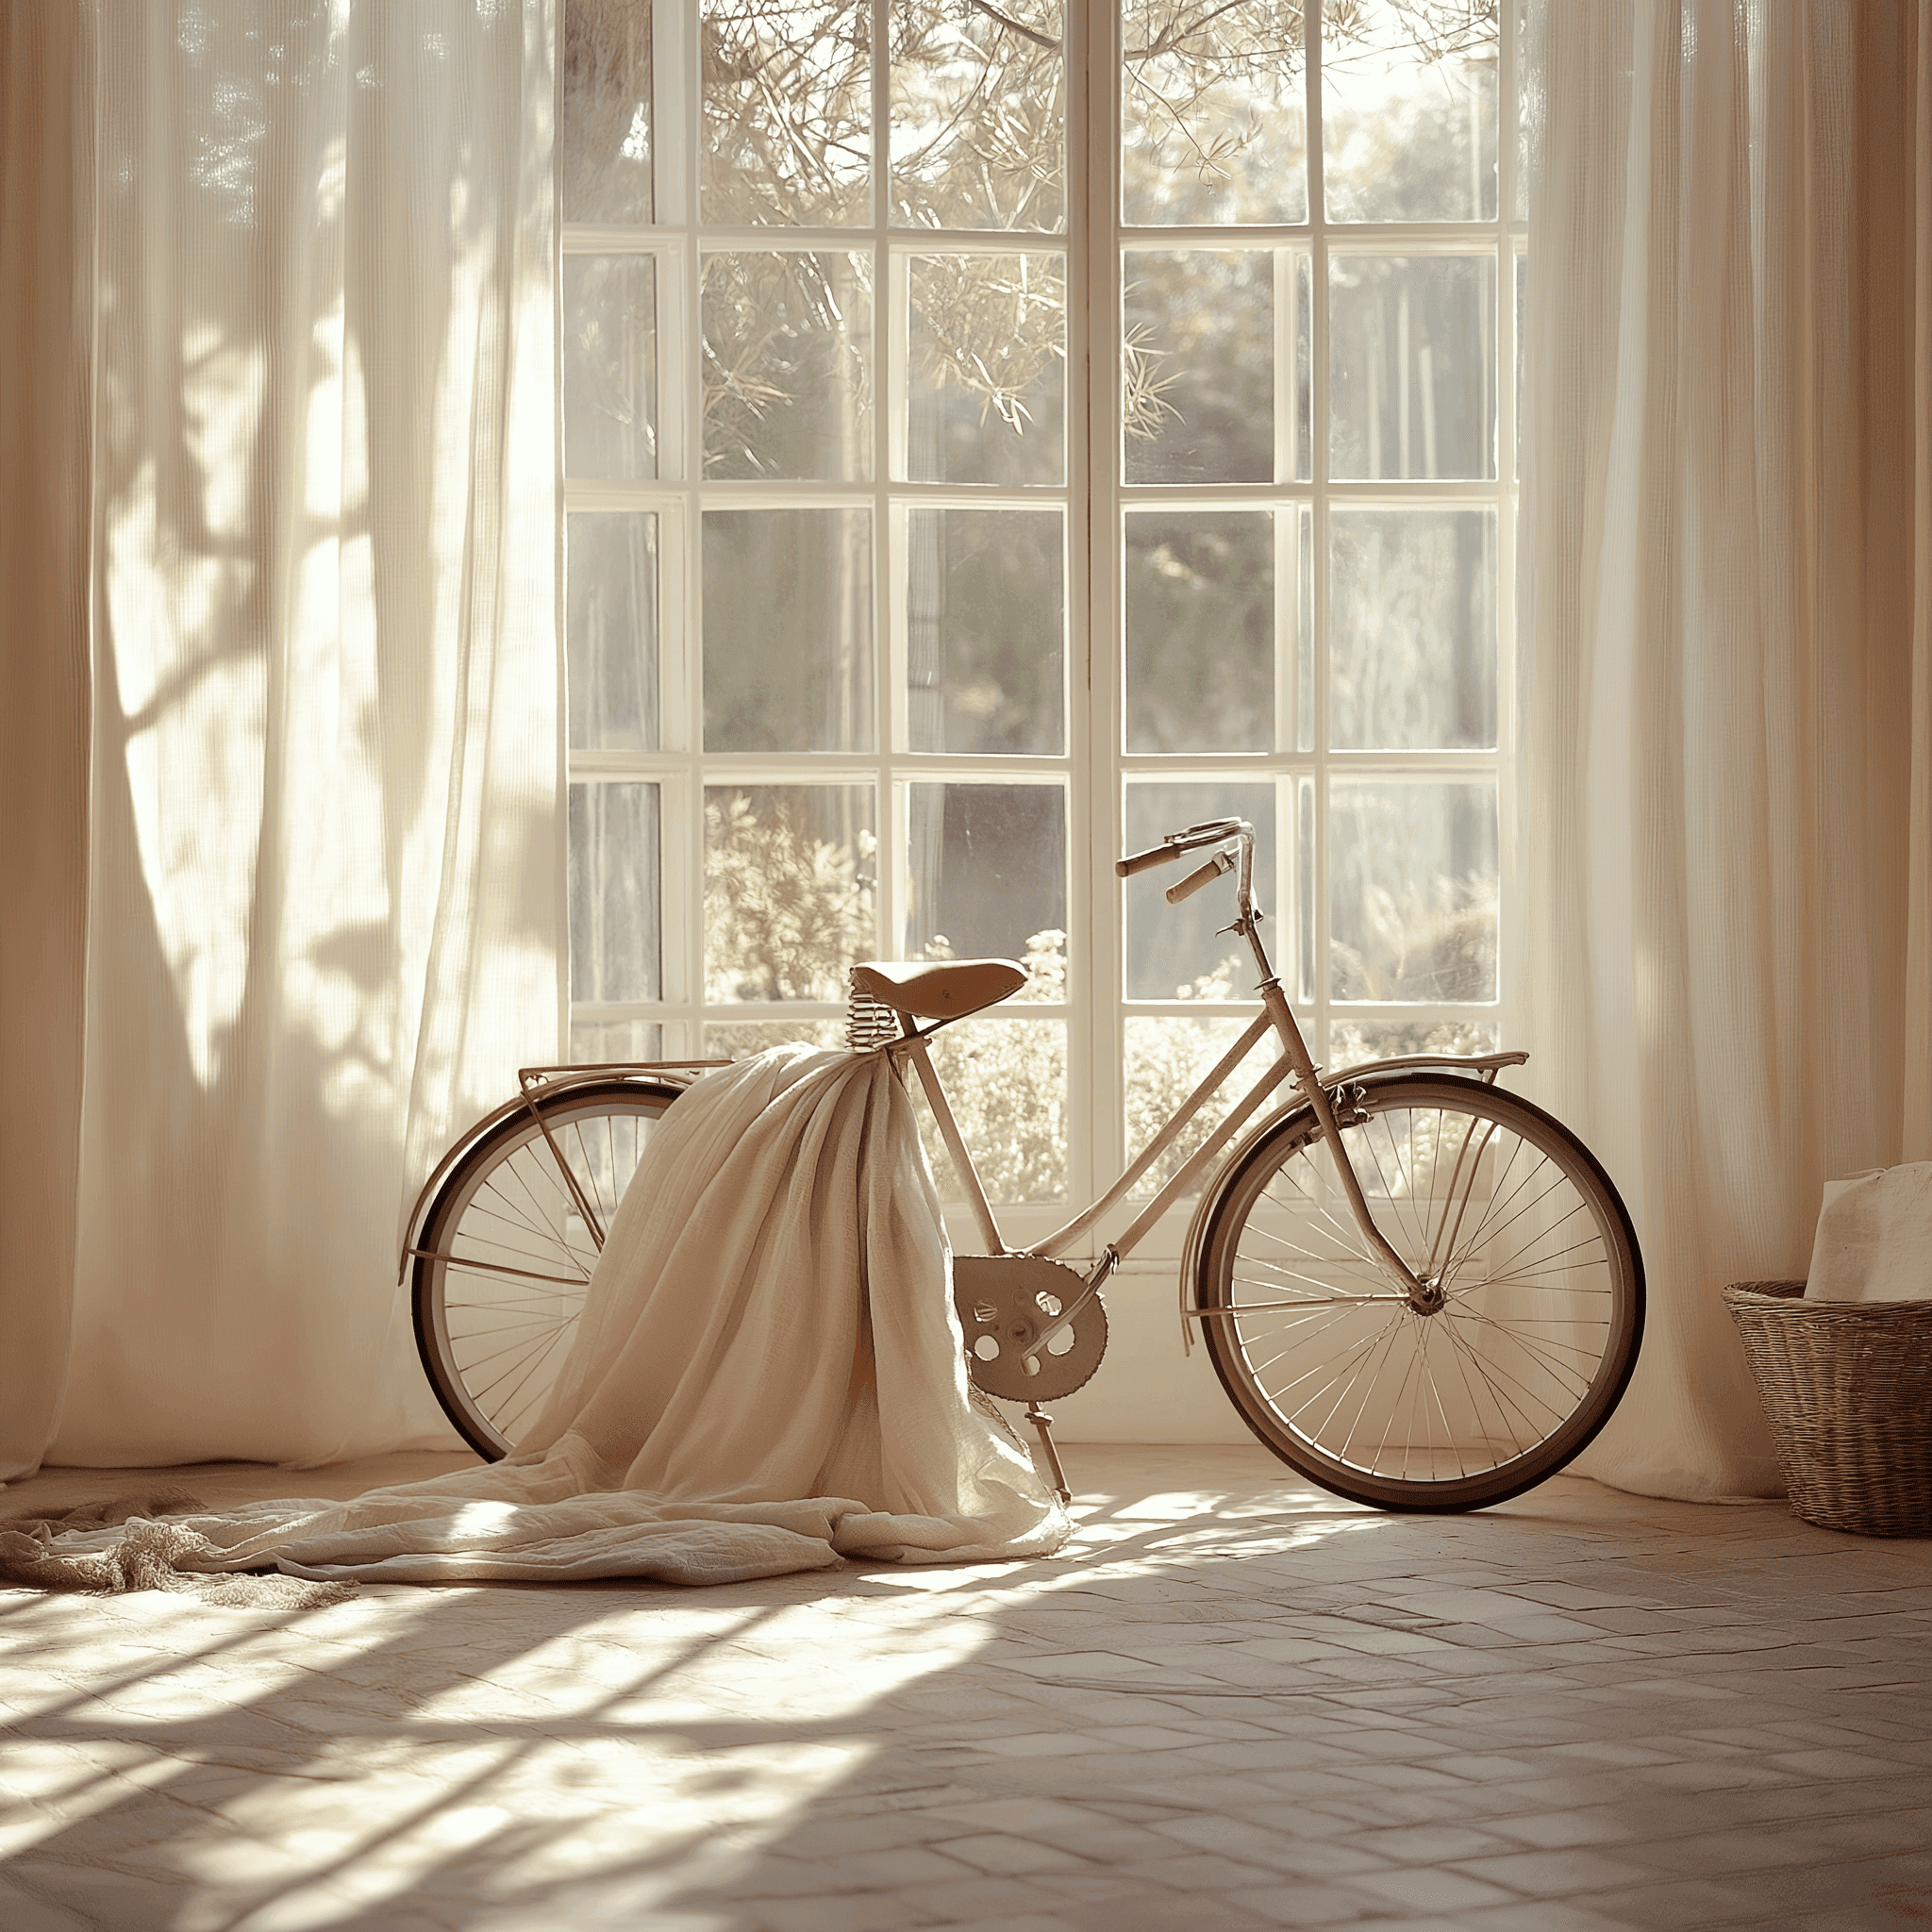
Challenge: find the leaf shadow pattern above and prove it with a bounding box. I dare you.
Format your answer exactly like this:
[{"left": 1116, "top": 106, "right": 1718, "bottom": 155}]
[{"left": 58, "top": 0, "right": 563, "bottom": 1466}]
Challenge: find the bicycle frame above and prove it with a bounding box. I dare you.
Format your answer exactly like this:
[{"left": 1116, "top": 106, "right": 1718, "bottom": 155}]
[
  {"left": 402, "top": 814, "right": 1645, "bottom": 1506},
  {"left": 884, "top": 818, "right": 1520, "bottom": 1372}
]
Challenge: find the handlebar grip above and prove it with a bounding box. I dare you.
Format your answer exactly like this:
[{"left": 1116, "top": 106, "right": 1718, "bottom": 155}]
[
  {"left": 1166, "top": 851, "right": 1236, "bottom": 904},
  {"left": 1116, "top": 842, "right": 1181, "bottom": 878}
]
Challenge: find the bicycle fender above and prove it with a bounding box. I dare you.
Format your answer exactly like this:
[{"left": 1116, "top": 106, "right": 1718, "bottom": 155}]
[{"left": 395, "top": 1071, "right": 692, "bottom": 1282}]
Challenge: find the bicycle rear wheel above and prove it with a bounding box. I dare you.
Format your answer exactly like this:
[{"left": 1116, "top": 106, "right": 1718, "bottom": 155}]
[
  {"left": 1196, "top": 1074, "right": 1642, "bottom": 1510},
  {"left": 411, "top": 1077, "right": 682, "bottom": 1459}
]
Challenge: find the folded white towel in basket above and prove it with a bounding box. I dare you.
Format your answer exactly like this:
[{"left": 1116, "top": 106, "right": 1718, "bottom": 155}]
[{"left": 1805, "top": 1162, "right": 1932, "bottom": 1303}]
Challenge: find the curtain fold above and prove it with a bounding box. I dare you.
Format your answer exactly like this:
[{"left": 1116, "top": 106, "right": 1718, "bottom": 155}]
[
  {"left": 0, "top": 0, "right": 562, "bottom": 1480},
  {"left": 1518, "top": 0, "right": 1930, "bottom": 1499},
  {"left": 0, "top": 7, "right": 95, "bottom": 1483}
]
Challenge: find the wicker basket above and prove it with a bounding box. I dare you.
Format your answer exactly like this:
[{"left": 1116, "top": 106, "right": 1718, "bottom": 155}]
[{"left": 1723, "top": 1279, "right": 1932, "bottom": 1537}]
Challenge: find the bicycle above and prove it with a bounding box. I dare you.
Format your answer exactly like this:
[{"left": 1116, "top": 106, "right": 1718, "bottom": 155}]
[{"left": 401, "top": 818, "right": 1643, "bottom": 1512}]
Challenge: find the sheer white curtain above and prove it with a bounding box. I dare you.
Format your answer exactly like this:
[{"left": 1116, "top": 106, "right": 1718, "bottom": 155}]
[
  {"left": 0, "top": 0, "right": 562, "bottom": 1479},
  {"left": 1517, "top": 0, "right": 1931, "bottom": 1499}
]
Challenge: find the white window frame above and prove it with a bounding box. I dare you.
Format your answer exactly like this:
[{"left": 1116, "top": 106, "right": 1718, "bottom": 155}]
[{"left": 560, "top": 0, "right": 1523, "bottom": 1255}]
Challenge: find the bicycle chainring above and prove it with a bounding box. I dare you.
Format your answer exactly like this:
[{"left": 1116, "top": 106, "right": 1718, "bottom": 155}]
[{"left": 953, "top": 1255, "right": 1108, "bottom": 1404}]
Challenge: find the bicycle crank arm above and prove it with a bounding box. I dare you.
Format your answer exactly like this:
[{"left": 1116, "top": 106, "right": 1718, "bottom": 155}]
[{"left": 1017, "top": 1249, "right": 1118, "bottom": 1369}]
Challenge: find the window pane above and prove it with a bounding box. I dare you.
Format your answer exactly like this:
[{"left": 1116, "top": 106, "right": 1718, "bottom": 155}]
[
  {"left": 1329, "top": 1015, "right": 1499, "bottom": 1073},
  {"left": 1514, "top": 249, "right": 1526, "bottom": 480},
  {"left": 705, "top": 785, "right": 876, "bottom": 1002},
  {"left": 1329, "top": 508, "right": 1496, "bottom": 751},
  {"left": 1121, "top": 0, "right": 1308, "bottom": 225},
  {"left": 703, "top": 251, "right": 874, "bottom": 480},
  {"left": 561, "top": 0, "right": 653, "bottom": 224},
  {"left": 905, "top": 784, "right": 1066, "bottom": 975},
  {"left": 1329, "top": 781, "right": 1497, "bottom": 1002},
  {"left": 563, "top": 257, "right": 657, "bottom": 480},
  {"left": 907, "top": 508, "right": 1064, "bottom": 755},
  {"left": 1123, "top": 781, "right": 1275, "bottom": 999},
  {"left": 567, "top": 512, "right": 658, "bottom": 752},
  {"left": 701, "top": 0, "right": 872, "bottom": 226},
  {"left": 1511, "top": 0, "right": 1529, "bottom": 223},
  {"left": 1291, "top": 250, "right": 1312, "bottom": 482},
  {"left": 907, "top": 253, "right": 1065, "bottom": 485},
  {"left": 570, "top": 1018, "right": 666, "bottom": 1063},
  {"left": 1295, "top": 774, "right": 1314, "bottom": 1001},
  {"left": 891, "top": 0, "right": 1065, "bottom": 231},
  {"left": 1123, "top": 250, "right": 1275, "bottom": 486},
  {"left": 1294, "top": 503, "right": 1313, "bottom": 751},
  {"left": 1124, "top": 1017, "right": 1276, "bottom": 1195},
  {"left": 704, "top": 509, "right": 874, "bottom": 752},
  {"left": 921, "top": 1017, "right": 1068, "bottom": 1202},
  {"left": 570, "top": 782, "right": 660, "bottom": 1003},
  {"left": 1328, "top": 256, "right": 1496, "bottom": 481},
  {"left": 705, "top": 1018, "right": 847, "bottom": 1058},
  {"left": 1322, "top": 0, "right": 1499, "bottom": 224},
  {"left": 1124, "top": 510, "right": 1273, "bottom": 753}
]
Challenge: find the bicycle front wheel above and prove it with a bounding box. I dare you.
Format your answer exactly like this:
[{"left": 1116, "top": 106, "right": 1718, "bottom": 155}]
[
  {"left": 411, "top": 1077, "right": 682, "bottom": 1459},
  {"left": 1196, "top": 1074, "right": 1642, "bottom": 1511}
]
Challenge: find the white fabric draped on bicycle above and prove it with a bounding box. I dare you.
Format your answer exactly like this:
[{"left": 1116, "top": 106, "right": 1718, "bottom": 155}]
[{"left": 2, "top": 1047, "right": 1069, "bottom": 1596}]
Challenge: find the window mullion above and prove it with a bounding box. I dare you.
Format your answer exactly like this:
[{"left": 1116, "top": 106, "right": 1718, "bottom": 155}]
[
  {"left": 677, "top": 0, "right": 704, "bottom": 1050},
  {"left": 1081, "top": 0, "right": 1121, "bottom": 1203},
  {"left": 1307, "top": 10, "right": 1331, "bottom": 1069},
  {"left": 871, "top": 0, "right": 892, "bottom": 969}
]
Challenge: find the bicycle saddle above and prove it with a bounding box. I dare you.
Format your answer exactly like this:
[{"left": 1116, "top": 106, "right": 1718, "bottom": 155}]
[{"left": 849, "top": 958, "right": 1025, "bottom": 1023}]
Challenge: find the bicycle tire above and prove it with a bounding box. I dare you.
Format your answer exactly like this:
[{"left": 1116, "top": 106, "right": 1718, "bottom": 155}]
[
  {"left": 1195, "top": 1073, "right": 1643, "bottom": 1511},
  {"left": 411, "top": 1076, "right": 683, "bottom": 1459}
]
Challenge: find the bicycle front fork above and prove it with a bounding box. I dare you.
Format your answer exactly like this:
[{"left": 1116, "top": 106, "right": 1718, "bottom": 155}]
[{"left": 1250, "top": 959, "right": 1435, "bottom": 1312}]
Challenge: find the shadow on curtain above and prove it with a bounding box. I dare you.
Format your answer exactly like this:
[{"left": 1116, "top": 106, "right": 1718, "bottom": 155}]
[
  {"left": 0, "top": 0, "right": 562, "bottom": 1480},
  {"left": 1516, "top": 0, "right": 1932, "bottom": 1499}
]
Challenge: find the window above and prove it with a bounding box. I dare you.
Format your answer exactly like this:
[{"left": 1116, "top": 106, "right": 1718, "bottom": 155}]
[{"left": 561, "top": 0, "right": 1521, "bottom": 1229}]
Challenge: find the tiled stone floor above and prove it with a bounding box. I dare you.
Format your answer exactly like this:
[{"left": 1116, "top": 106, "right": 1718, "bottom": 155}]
[{"left": 3, "top": 1445, "right": 1930, "bottom": 1931}]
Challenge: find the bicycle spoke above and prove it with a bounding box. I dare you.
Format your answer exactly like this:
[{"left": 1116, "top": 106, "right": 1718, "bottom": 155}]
[
  {"left": 1440, "top": 1141, "right": 1567, "bottom": 1277},
  {"left": 1261, "top": 1307, "right": 1404, "bottom": 1453},
  {"left": 1442, "top": 1305, "right": 1600, "bottom": 1394},
  {"left": 1256, "top": 1176, "right": 1370, "bottom": 1257},
  {"left": 478, "top": 1149, "right": 576, "bottom": 1243},
  {"left": 1238, "top": 1298, "right": 1391, "bottom": 1386},
  {"left": 1435, "top": 1316, "right": 1541, "bottom": 1457},
  {"left": 1324, "top": 1318, "right": 1413, "bottom": 1466},
  {"left": 1466, "top": 1233, "right": 1612, "bottom": 1293},
  {"left": 472, "top": 1320, "right": 575, "bottom": 1436},
  {"left": 1413, "top": 1328, "right": 1467, "bottom": 1482},
  {"left": 448, "top": 1199, "right": 577, "bottom": 1274},
  {"left": 1229, "top": 1250, "right": 1388, "bottom": 1301},
  {"left": 1435, "top": 1308, "right": 1580, "bottom": 1433}
]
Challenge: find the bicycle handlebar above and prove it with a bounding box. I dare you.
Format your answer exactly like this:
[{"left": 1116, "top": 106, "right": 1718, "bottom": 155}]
[
  {"left": 1166, "top": 849, "right": 1237, "bottom": 905},
  {"left": 1114, "top": 818, "right": 1250, "bottom": 879},
  {"left": 1116, "top": 842, "right": 1182, "bottom": 877}
]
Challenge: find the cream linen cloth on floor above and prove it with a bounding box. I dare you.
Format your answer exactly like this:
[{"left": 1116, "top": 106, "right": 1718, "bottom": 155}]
[{"left": 8, "top": 1047, "right": 1069, "bottom": 1590}]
